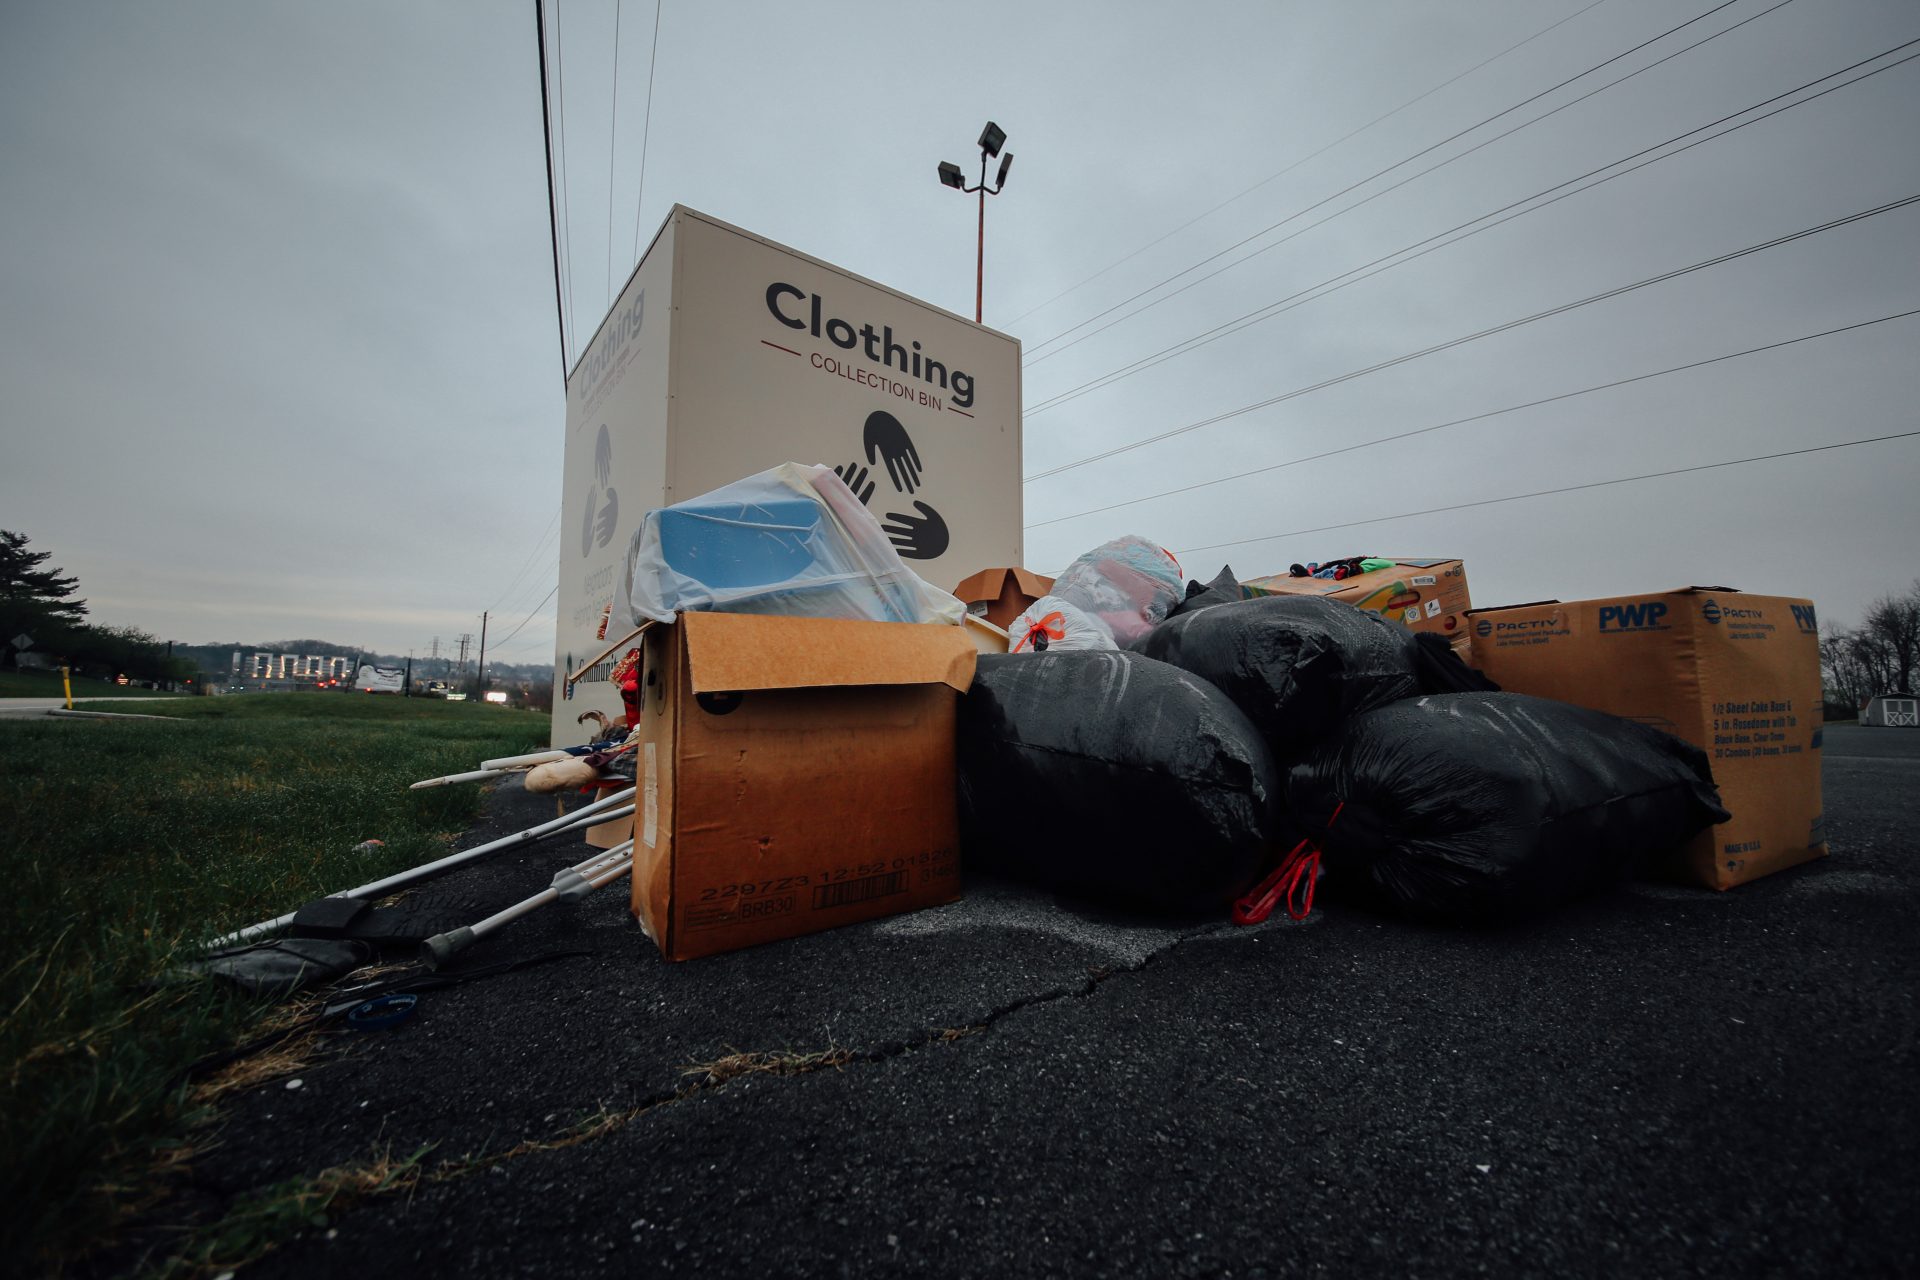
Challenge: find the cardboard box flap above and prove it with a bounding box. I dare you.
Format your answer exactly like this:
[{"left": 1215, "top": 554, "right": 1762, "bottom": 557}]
[
  {"left": 1683, "top": 585, "right": 1742, "bottom": 594},
  {"left": 952, "top": 566, "right": 1053, "bottom": 601},
  {"left": 681, "top": 611, "right": 978, "bottom": 694},
  {"left": 1468, "top": 599, "right": 1563, "bottom": 615}
]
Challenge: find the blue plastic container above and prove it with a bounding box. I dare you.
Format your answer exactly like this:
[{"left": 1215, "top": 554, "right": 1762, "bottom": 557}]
[{"left": 656, "top": 499, "right": 824, "bottom": 589}]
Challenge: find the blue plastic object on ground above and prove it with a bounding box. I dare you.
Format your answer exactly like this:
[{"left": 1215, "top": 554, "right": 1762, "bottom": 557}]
[{"left": 345, "top": 993, "right": 419, "bottom": 1030}]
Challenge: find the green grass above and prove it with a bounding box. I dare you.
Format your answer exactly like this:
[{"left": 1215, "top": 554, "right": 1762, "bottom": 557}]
[
  {"left": 0, "top": 693, "right": 548, "bottom": 1271},
  {"left": 0, "top": 669, "right": 190, "bottom": 698}
]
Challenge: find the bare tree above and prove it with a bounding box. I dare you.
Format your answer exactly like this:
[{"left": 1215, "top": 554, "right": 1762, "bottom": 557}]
[
  {"left": 1822, "top": 581, "right": 1920, "bottom": 714},
  {"left": 1859, "top": 579, "right": 1920, "bottom": 694}
]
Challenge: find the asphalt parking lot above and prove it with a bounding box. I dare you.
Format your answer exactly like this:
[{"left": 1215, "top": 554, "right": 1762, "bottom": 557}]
[{"left": 145, "top": 725, "right": 1919, "bottom": 1277}]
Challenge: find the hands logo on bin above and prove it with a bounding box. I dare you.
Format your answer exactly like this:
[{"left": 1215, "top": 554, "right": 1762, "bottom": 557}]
[
  {"left": 594, "top": 488, "right": 619, "bottom": 548},
  {"left": 836, "top": 412, "right": 948, "bottom": 560},
  {"left": 863, "top": 411, "right": 923, "bottom": 494},
  {"left": 880, "top": 501, "right": 948, "bottom": 561},
  {"left": 581, "top": 424, "right": 619, "bottom": 557},
  {"left": 832, "top": 462, "right": 877, "bottom": 504}
]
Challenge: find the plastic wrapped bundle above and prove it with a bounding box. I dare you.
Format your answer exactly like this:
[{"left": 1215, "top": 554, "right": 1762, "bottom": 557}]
[
  {"left": 1045, "top": 535, "right": 1184, "bottom": 645},
  {"left": 1006, "top": 595, "right": 1118, "bottom": 653},
  {"left": 957, "top": 651, "right": 1283, "bottom": 912},
  {"left": 613, "top": 463, "right": 965, "bottom": 626},
  {"left": 1288, "top": 693, "right": 1729, "bottom": 923},
  {"left": 1130, "top": 595, "right": 1424, "bottom": 761}
]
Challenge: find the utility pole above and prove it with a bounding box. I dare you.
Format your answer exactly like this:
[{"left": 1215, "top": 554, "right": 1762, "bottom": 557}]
[
  {"left": 456, "top": 633, "right": 472, "bottom": 680},
  {"left": 476, "top": 611, "right": 489, "bottom": 694}
]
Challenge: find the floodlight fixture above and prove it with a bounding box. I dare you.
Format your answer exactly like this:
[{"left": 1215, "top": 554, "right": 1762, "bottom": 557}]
[{"left": 935, "top": 121, "right": 1016, "bottom": 323}]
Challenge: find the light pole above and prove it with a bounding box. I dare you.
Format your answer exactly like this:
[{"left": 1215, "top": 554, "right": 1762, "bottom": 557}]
[{"left": 939, "top": 121, "right": 1012, "bottom": 323}]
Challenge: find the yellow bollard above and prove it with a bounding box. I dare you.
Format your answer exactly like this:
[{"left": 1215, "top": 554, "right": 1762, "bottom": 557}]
[{"left": 61, "top": 665, "right": 73, "bottom": 710}]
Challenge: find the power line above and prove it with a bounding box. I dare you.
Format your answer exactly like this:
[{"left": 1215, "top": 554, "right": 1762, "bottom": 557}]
[
  {"left": 534, "top": 0, "right": 569, "bottom": 380},
  {"left": 1021, "top": 0, "right": 1750, "bottom": 360},
  {"left": 1173, "top": 430, "right": 1920, "bottom": 559},
  {"left": 553, "top": 0, "right": 578, "bottom": 366},
  {"left": 485, "top": 509, "right": 563, "bottom": 616},
  {"left": 487, "top": 630, "right": 557, "bottom": 659},
  {"left": 1024, "top": 191, "right": 1920, "bottom": 484},
  {"left": 490, "top": 585, "right": 560, "bottom": 651},
  {"left": 630, "top": 0, "right": 663, "bottom": 261},
  {"left": 1025, "top": 36, "right": 1918, "bottom": 418},
  {"left": 492, "top": 555, "right": 563, "bottom": 631},
  {"left": 1025, "top": 0, "right": 1795, "bottom": 369},
  {"left": 605, "top": 0, "right": 623, "bottom": 313},
  {"left": 999, "top": 0, "right": 1617, "bottom": 329},
  {"left": 1027, "top": 308, "right": 1920, "bottom": 531},
  {"left": 491, "top": 526, "right": 565, "bottom": 621}
]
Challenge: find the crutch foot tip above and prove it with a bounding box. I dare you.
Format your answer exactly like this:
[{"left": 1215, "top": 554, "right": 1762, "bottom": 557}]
[{"left": 422, "top": 927, "right": 475, "bottom": 970}]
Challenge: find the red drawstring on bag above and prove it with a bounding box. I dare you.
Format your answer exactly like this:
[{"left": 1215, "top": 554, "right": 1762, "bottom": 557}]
[
  {"left": 1011, "top": 611, "right": 1067, "bottom": 653},
  {"left": 1232, "top": 801, "right": 1343, "bottom": 925},
  {"left": 1232, "top": 838, "right": 1320, "bottom": 924}
]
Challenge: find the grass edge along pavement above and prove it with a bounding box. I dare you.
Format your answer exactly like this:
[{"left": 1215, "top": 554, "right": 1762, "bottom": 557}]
[
  {"left": 0, "top": 667, "right": 191, "bottom": 699},
  {"left": 0, "top": 693, "right": 547, "bottom": 1271}
]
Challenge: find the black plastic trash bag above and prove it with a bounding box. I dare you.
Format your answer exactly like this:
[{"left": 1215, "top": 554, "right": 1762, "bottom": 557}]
[
  {"left": 1288, "top": 693, "right": 1729, "bottom": 923},
  {"left": 1129, "top": 595, "right": 1428, "bottom": 760},
  {"left": 1166, "top": 564, "right": 1250, "bottom": 618},
  {"left": 181, "top": 938, "right": 375, "bottom": 999},
  {"left": 957, "top": 651, "right": 1284, "bottom": 912},
  {"left": 1410, "top": 631, "right": 1499, "bottom": 695}
]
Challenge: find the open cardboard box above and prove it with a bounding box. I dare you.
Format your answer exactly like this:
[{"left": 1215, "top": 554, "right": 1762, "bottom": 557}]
[
  {"left": 615, "top": 611, "right": 976, "bottom": 960},
  {"left": 952, "top": 566, "right": 1054, "bottom": 630},
  {"left": 1243, "top": 558, "right": 1472, "bottom": 646},
  {"left": 1468, "top": 586, "right": 1825, "bottom": 889}
]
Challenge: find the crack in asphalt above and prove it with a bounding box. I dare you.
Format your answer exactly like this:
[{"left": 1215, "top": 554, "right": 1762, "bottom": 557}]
[
  {"left": 163, "top": 910, "right": 1302, "bottom": 1271},
  {"left": 420, "top": 917, "right": 1273, "bottom": 1189}
]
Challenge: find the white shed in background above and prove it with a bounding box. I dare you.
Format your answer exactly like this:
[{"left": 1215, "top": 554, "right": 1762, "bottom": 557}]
[{"left": 1861, "top": 694, "right": 1918, "bottom": 727}]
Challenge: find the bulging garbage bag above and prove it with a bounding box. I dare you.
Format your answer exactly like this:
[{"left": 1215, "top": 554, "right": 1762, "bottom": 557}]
[
  {"left": 1288, "top": 692, "right": 1729, "bottom": 923},
  {"left": 1130, "top": 595, "right": 1424, "bottom": 760},
  {"left": 957, "top": 651, "right": 1283, "bottom": 911},
  {"left": 1007, "top": 594, "right": 1118, "bottom": 653},
  {"left": 613, "top": 463, "right": 965, "bottom": 627},
  {"left": 1045, "top": 535, "right": 1185, "bottom": 646},
  {"left": 1166, "top": 564, "right": 1252, "bottom": 618}
]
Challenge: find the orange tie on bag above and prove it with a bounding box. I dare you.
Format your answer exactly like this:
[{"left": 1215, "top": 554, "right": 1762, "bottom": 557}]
[{"left": 1011, "top": 611, "right": 1067, "bottom": 653}]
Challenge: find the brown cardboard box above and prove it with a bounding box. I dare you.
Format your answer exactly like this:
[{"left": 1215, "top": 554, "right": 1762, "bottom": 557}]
[
  {"left": 1467, "top": 587, "right": 1825, "bottom": 889},
  {"left": 1242, "top": 558, "right": 1472, "bottom": 644},
  {"left": 627, "top": 611, "right": 976, "bottom": 960},
  {"left": 952, "top": 566, "right": 1054, "bottom": 630}
]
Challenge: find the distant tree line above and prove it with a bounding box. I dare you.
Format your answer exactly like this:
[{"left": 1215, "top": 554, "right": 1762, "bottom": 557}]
[
  {"left": 1822, "top": 580, "right": 1920, "bottom": 715},
  {"left": 0, "top": 530, "right": 198, "bottom": 685},
  {"left": 4, "top": 531, "right": 561, "bottom": 693}
]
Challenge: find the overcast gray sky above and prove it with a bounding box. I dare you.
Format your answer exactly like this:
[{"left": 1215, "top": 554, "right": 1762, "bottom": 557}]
[{"left": 3, "top": 0, "right": 1916, "bottom": 664}]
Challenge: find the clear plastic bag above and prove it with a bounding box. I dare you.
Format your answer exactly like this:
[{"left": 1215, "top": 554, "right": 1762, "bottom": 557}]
[
  {"left": 614, "top": 463, "right": 966, "bottom": 626},
  {"left": 1047, "top": 535, "right": 1184, "bottom": 645}
]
